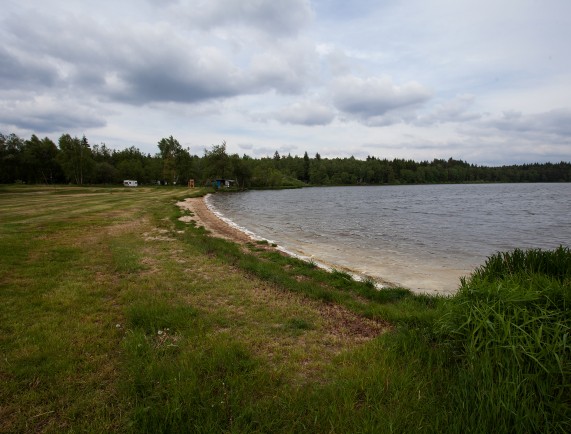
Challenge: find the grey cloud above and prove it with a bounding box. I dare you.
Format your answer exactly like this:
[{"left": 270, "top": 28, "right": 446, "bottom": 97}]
[
  {"left": 0, "top": 46, "right": 60, "bottom": 89},
  {"left": 2, "top": 12, "right": 113, "bottom": 93},
  {"left": 331, "top": 76, "right": 432, "bottom": 124},
  {"left": 361, "top": 139, "right": 461, "bottom": 152},
  {"left": 4, "top": 11, "right": 107, "bottom": 68},
  {"left": 109, "top": 46, "right": 244, "bottom": 104},
  {"left": 273, "top": 100, "right": 335, "bottom": 126},
  {"left": 415, "top": 94, "right": 482, "bottom": 126},
  {"left": 246, "top": 40, "right": 317, "bottom": 94},
  {"left": 324, "top": 48, "right": 352, "bottom": 77},
  {"left": 488, "top": 108, "right": 571, "bottom": 137},
  {"left": 313, "top": 0, "right": 378, "bottom": 20},
  {"left": 2, "top": 9, "right": 316, "bottom": 107},
  {"left": 174, "top": 0, "right": 313, "bottom": 36},
  {"left": 0, "top": 98, "right": 106, "bottom": 133},
  {"left": 444, "top": 138, "right": 571, "bottom": 166},
  {"left": 110, "top": 40, "right": 314, "bottom": 104}
]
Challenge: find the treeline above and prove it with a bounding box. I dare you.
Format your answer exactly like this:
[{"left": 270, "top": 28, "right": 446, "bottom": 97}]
[{"left": 1, "top": 132, "right": 570, "bottom": 187}]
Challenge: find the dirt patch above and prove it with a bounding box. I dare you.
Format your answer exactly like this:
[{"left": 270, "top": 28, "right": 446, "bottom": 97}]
[
  {"left": 143, "top": 228, "right": 176, "bottom": 242},
  {"left": 318, "top": 303, "right": 391, "bottom": 342}
]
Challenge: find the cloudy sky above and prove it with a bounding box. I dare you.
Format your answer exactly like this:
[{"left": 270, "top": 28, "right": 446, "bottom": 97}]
[{"left": 2, "top": 0, "right": 570, "bottom": 165}]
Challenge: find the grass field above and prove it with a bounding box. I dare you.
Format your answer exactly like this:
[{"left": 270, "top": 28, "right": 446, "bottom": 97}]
[{"left": 1, "top": 185, "right": 569, "bottom": 433}]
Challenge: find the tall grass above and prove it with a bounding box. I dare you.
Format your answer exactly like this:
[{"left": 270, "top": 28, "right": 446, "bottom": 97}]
[
  {"left": 439, "top": 247, "right": 571, "bottom": 432},
  {"left": 466, "top": 245, "right": 571, "bottom": 283}
]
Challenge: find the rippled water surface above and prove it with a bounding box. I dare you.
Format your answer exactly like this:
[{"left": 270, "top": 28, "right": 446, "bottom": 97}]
[{"left": 208, "top": 184, "right": 571, "bottom": 293}]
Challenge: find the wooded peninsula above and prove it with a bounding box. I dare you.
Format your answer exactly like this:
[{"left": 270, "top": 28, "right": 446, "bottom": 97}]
[{"left": 2, "top": 132, "right": 570, "bottom": 186}]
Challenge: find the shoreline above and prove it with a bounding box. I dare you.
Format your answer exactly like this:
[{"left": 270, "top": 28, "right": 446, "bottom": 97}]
[
  {"left": 177, "top": 195, "right": 360, "bottom": 277},
  {"left": 198, "top": 190, "right": 478, "bottom": 295},
  {"left": 176, "top": 194, "right": 464, "bottom": 295},
  {"left": 177, "top": 195, "right": 254, "bottom": 244},
  {"left": 176, "top": 195, "right": 426, "bottom": 293}
]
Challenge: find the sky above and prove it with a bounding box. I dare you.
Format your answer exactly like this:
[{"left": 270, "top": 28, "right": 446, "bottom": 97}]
[{"left": 1, "top": 0, "right": 571, "bottom": 165}]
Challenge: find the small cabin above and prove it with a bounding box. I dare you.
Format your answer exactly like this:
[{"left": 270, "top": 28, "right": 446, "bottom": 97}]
[{"left": 123, "top": 180, "right": 138, "bottom": 187}]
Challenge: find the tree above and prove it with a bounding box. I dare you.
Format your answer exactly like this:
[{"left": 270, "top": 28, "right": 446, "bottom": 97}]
[
  {"left": 230, "top": 153, "right": 252, "bottom": 188},
  {"left": 174, "top": 147, "right": 195, "bottom": 185},
  {"left": 302, "top": 151, "right": 310, "bottom": 183},
  {"left": 157, "top": 136, "right": 183, "bottom": 184},
  {"left": 117, "top": 159, "right": 144, "bottom": 181},
  {"left": 57, "top": 134, "right": 94, "bottom": 184},
  {"left": 95, "top": 162, "right": 119, "bottom": 184},
  {"left": 92, "top": 143, "right": 114, "bottom": 163},
  {"left": 203, "top": 141, "right": 230, "bottom": 181},
  {"left": 22, "top": 135, "right": 61, "bottom": 183},
  {"left": 309, "top": 161, "right": 328, "bottom": 185},
  {"left": 0, "top": 133, "right": 24, "bottom": 183}
]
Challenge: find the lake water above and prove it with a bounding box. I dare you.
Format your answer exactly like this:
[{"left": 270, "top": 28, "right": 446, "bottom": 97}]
[{"left": 207, "top": 184, "right": 571, "bottom": 294}]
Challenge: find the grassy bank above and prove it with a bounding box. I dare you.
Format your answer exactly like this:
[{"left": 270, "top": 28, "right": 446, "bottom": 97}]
[{"left": 1, "top": 185, "right": 569, "bottom": 432}]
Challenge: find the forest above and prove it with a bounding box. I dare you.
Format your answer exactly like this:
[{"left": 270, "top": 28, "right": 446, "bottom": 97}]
[{"left": 1, "top": 132, "right": 570, "bottom": 187}]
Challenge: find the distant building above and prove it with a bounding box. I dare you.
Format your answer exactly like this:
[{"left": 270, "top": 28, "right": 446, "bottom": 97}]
[
  {"left": 123, "top": 180, "right": 138, "bottom": 187},
  {"left": 212, "top": 179, "right": 235, "bottom": 188}
]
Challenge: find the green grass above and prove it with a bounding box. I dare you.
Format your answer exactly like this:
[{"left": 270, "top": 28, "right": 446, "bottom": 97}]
[
  {"left": 437, "top": 247, "right": 571, "bottom": 433},
  {"left": 1, "top": 185, "right": 569, "bottom": 432}
]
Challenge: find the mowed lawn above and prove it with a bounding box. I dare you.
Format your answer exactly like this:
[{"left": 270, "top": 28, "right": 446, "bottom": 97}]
[
  {"left": 0, "top": 186, "right": 409, "bottom": 432},
  {"left": 0, "top": 186, "right": 183, "bottom": 431}
]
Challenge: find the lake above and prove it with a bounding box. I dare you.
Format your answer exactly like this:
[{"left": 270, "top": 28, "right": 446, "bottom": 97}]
[{"left": 207, "top": 184, "right": 571, "bottom": 294}]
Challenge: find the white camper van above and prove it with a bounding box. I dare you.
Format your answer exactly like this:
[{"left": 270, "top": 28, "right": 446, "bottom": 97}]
[{"left": 123, "top": 180, "right": 138, "bottom": 187}]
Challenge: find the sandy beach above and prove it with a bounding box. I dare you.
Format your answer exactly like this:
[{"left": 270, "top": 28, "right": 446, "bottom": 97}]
[{"left": 177, "top": 196, "right": 254, "bottom": 244}]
